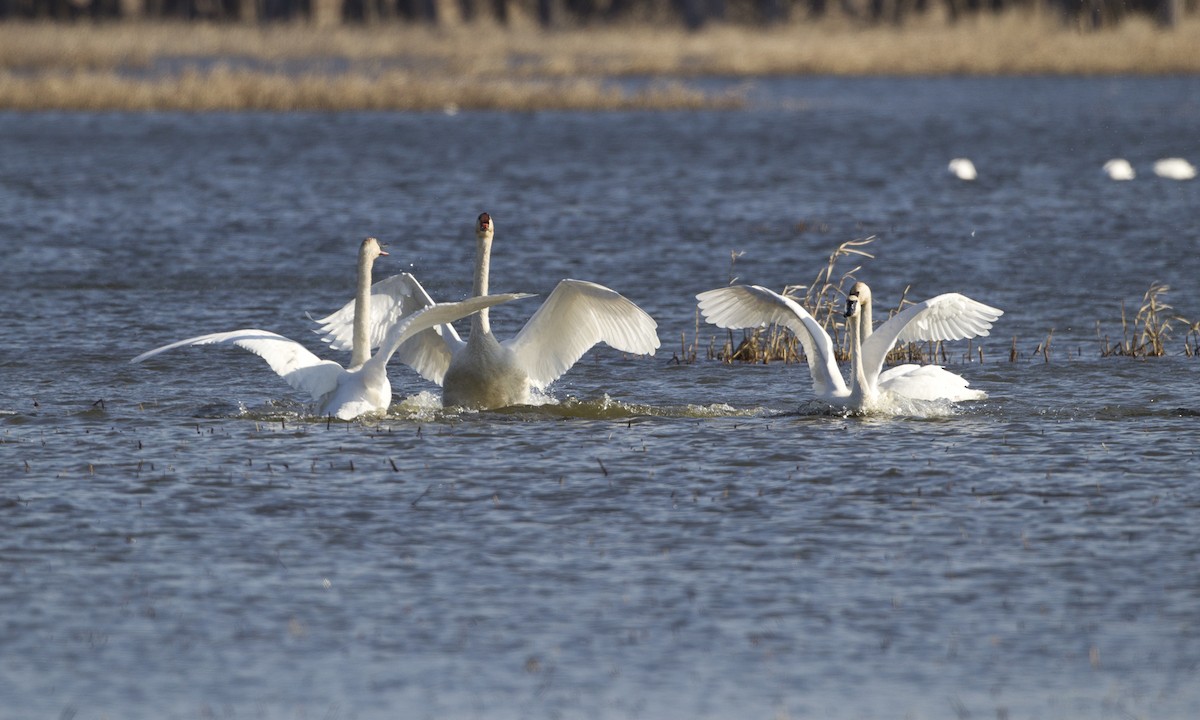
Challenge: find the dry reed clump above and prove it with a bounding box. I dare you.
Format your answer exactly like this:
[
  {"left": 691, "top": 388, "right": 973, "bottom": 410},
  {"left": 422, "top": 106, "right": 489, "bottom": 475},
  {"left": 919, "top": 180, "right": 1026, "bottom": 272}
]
[
  {"left": 706, "top": 236, "right": 871, "bottom": 365},
  {"left": 1098, "top": 282, "right": 1190, "bottom": 358},
  {"left": 702, "top": 236, "right": 1004, "bottom": 368}
]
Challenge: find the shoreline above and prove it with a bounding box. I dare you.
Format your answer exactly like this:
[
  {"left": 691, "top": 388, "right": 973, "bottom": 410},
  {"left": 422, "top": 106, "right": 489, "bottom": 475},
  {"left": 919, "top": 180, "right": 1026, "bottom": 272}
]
[{"left": 2, "top": 13, "right": 1199, "bottom": 110}]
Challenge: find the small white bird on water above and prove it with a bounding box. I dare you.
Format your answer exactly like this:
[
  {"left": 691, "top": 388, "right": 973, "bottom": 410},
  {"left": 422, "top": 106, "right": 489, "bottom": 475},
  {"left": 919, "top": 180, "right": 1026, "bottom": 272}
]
[
  {"left": 312, "top": 213, "right": 661, "bottom": 410},
  {"left": 1153, "top": 158, "right": 1196, "bottom": 180},
  {"left": 1102, "top": 158, "right": 1135, "bottom": 181},
  {"left": 131, "top": 237, "right": 531, "bottom": 420},
  {"left": 948, "top": 158, "right": 977, "bottom": 181}
]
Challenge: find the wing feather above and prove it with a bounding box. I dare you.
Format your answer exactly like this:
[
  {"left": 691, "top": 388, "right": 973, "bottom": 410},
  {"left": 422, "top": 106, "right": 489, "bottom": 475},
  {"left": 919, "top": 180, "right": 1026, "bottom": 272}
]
[
  {"left": 861, "top": 293, "right": 1003, "bottom": 383},
  {"left": 310, "top": 272, "right": 462, "bottom": 350},
  {"left": 310, "top": 272, "right": 464, "bottom": 386},
  {"left": 696, "top": 285, "right": 846, "bottom": 399},
  {"left": 504, "top": 279, "right": 659, "bottom": 390},
  {"left": 131, "top": 330, "right": 344, "bottom": 403}
]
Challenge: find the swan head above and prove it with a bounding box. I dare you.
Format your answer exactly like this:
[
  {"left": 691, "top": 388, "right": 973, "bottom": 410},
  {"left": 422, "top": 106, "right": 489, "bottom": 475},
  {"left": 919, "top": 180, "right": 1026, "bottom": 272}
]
[
  {"left": 475, "top": 212, "right": 494, "bottom": 242},
  {"left": 845, "top": 292, "right": 861, "bottom": 319},
  {"left": 360, "top": 236, "right": 388, "bottom": 262},
  {"left": 847, "top": 281, "right": 872, "bottom": 307}
]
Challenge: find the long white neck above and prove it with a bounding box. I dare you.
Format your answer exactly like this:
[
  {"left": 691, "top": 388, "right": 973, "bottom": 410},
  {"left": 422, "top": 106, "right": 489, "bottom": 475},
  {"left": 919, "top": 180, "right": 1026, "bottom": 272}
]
[
  {"left": 860, "top": 294, "right": 873, "bottom": 343},
  {"left": 471, "top": 236, "right": 492, "bottom": 336},
  {"left": 849, "top": 294, "right": 873, "bottom": 394},
  {"left": 848, "top": 313, "right": 874, "bottom": 408},
  {"left": 351, "top": 246, "right": 374, "bottom": 367}
]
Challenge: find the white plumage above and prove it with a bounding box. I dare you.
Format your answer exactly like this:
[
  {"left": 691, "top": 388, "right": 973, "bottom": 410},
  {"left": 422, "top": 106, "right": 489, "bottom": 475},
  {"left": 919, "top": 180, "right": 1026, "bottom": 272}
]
[
  {"left": 133, "top": 237, "right": 531, "bottom": 420},
  {"left": 1102, "top": 158, "right": 1136, "bottom": 181},
  {"left": 697, "top": 281, "right": 1002, "bottom": 412},
  {"left": 1153, "top": 158, "right": 1196, "bottom": 180},
  {"left": 313, "top": 213, "right": 660, "bottom": 410},
  {"left": 948, "top": 158, "right": 977, "bottom": 181}
]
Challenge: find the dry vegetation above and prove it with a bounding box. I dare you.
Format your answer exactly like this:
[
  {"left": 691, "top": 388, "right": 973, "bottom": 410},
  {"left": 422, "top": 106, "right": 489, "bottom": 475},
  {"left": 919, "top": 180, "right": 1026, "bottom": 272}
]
[
  {"left": 695, "top": 242, "right": 1197, "bottom": 369},
  {"left": 1, "top": 9, "right": 1199, "bottom": 110},
  {"left": 1098, "top": 283, "right": 1200, "bottom": 358},
  {"left": 697, "top": 236, "right": 987, "bottom": 368}
]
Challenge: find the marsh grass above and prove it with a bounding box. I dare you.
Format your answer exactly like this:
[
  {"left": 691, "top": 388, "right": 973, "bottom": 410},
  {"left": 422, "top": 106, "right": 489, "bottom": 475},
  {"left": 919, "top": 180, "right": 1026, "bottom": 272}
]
[
  {"left": 2, "top": 11, "right": 1200, "bottom": 110},
  {"left": 1098, "top": 282, "right": 1188, "bottom": 358},
  {"left": 0, "top": 66, "right": 735, "bottom": 111}
]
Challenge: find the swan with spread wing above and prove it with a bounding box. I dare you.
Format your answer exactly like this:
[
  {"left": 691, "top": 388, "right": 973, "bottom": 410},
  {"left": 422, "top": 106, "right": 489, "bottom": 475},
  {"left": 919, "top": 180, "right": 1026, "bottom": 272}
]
[
  {"left": 697, "top": 280, "right": 1002, "bottom": 411},
  {"left": 132, "top": 237, "right": 531, "bottom": 420},
  {"left": 312, "top": 214, "right": 660, "bottom": 410}
]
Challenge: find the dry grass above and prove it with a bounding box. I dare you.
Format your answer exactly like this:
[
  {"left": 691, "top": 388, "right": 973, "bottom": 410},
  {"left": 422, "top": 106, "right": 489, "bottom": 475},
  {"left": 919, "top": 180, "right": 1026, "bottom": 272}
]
[
  {"left": 1, "top": 11, "right": 1199, "bottom": 110},
  {"left": 0, "top": 67, "right": 736, "bottom": 111},
  {"left": 1099, "top": 282, "right": 1180, "bottom": 358},
  {"left": 707, "top": 237, "right": 867, "bottom": 365}
]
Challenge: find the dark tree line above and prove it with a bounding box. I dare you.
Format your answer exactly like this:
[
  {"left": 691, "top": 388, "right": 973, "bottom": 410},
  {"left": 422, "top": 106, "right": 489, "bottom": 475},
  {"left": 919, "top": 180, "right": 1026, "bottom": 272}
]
[{"left": 0, "top": 0, "right": 1186, "bottom": 27}]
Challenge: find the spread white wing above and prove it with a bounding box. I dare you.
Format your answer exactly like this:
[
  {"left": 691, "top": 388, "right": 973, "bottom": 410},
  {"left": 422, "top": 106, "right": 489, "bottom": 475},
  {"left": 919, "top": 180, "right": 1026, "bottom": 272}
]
[
  {"left": 504, "top": 279, "right": 660, "bottom": 390},
  {"left": 131, "top": 330, "right": 344, "bottom": 403},
  {"left": 860, "top": 293, "right": 1003, "bottom": 384},
  {"left": 311, "top": 272, "right": 465, "bottom": 386},
  {"left": 696, "top": 284, "right": 847, "bottom": 399},
  {"left": 375, "top": 292, "right": 536, "bottom": 366}
]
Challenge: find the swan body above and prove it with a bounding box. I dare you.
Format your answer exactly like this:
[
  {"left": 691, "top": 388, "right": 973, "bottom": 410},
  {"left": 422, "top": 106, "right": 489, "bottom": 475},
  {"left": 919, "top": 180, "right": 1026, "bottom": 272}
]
[
  {"left": 696, "top": 281, "right": 1002, "bottom": 411},
  {"left": 1153, "top": 158, "right": 1196, "bottom": 180},
  {"left": 948, "top": 158, "right": 977, "bottom": 181},
  {"left": 312, "top": 213, "right": 661, "bottom": 410},
  {"left": 132, "top": 237, "right": 532, "bottom": 420},
  {"left": 1103, "top": 158, "right": 1135, "bottom": 181}
]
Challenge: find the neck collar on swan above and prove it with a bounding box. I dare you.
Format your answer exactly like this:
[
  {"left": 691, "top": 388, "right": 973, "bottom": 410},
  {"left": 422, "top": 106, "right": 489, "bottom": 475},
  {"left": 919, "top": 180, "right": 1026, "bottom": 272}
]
[
  {"left": 472, "top": 212, "right": 494, "bottom": 335},
  {"left": 351, "top": 236, "right": 386, "bottom": 367}
]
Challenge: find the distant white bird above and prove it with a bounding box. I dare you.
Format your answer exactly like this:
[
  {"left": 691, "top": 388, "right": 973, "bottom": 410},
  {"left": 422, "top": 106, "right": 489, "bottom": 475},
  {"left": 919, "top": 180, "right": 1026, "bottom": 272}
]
[
  {"left": 1153, "top": 158, "right": 1196, "bottom": 180},
  {"left": 313, "top": 213, "right": 661, "bottom": 410},
  {"left": 696, "top": 281, "right": 1002, "bottom": 412},
  {"left": 1102, "top": 158, "right": 1136, "bottom": 181},
  {"left": 948, "top": 158, "right": 977, "bottom": 181},
  {"left": 131, "top": 237, "right": 531, "bottom": 420}
]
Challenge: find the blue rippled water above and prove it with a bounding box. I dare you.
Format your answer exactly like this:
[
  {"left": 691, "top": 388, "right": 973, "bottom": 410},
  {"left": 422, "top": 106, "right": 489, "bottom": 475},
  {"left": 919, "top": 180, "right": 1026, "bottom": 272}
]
[{"left": 2, "top": 76, "right": 1199, "bottom": 719}]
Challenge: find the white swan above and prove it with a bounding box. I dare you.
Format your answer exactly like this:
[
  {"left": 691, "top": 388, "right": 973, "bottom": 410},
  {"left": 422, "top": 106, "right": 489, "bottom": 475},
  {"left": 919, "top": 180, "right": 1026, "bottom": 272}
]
[
  {"left": 948, "top": 158, "right": 977, "bottom": 181},
  {"left": 1153, "top": 158, "right": 1196, "bottom": 180},
  {"left": 1102, "top": 158, "right": 1135, "bottom": 181},
  {"left": 311, "top": 213, "right": 661, "bottom": 410},
  {"left": 131, "top": 237, "right": 531, "bottom": 420},
  {"left": 696, "top": 281, "right": 1002, "bottom": 411}
]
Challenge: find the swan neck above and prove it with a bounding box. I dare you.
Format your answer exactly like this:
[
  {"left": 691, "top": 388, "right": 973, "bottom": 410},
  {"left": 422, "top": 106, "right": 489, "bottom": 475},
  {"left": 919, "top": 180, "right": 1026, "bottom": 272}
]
[
  {"left": 849, "top": 313, "right": 872, "bottom": 403},
  {"left": 472, "top": 236, "right": 492, "bottom": 336},
  {"left": 351, "top": 246, "right": 373, "bottom": 367},
  {"left": 860, "top": 296, "right": 873, "bottom": 342}
]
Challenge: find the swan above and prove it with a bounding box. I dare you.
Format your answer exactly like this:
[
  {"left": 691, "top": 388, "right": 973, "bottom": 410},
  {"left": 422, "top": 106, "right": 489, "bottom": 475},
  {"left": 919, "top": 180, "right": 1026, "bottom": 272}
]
[
  {"left": 1153, "top": 158, "right": 1196, "bottom": 180},
  {"left": 131, "top": 237, "right": 532, "bottom": 420},
  {"left": 948, "top": 158, "right": 977, "bottom": 181},
  {"left": 1102, "top": 159, "right": 1135, "bottom": 181},
  {"left": 311, "top": 213, "right": 661, "bottom": 410},
  {"left": 696, "top": 281, "right": 1002, "bottom": 411}
]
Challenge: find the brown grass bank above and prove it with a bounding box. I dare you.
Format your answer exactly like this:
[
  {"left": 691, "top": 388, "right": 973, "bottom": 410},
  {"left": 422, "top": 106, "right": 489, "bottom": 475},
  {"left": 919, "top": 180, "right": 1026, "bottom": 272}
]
[{"left": 1, "top": 11, "right": 1199, "bottom": 110}]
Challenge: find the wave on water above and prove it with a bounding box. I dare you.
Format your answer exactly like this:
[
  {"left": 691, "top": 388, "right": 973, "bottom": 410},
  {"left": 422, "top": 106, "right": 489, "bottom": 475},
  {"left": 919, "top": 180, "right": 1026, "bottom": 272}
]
[
  {"left": 168, "top": 388, "right": 995, "bottom": 424},
  {"left": 790, "top": 395, "right": 966, "bottom": 420},
  {"left": 404, "top": 392, "right": 767, "bottom": 421}
]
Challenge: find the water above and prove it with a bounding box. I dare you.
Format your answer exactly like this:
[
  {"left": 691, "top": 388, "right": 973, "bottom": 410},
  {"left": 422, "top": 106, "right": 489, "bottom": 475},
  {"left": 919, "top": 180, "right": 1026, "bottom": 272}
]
[{"left": 2, "top": 77, "right": 1200, "bottom": 719}]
